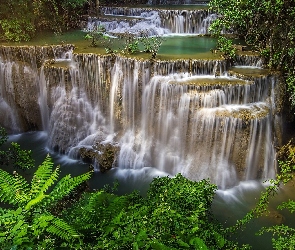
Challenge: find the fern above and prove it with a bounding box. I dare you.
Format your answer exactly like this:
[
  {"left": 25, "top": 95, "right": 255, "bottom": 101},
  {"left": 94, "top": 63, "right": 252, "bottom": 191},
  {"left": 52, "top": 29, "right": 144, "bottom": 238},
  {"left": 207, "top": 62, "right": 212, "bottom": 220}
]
[
  {"left": 46, "top": 217, "right": 80, "bottom": 240},
  {"left": 32, "top": 214, "right": 54, "bottom": 236},
  {"left": 102, "top": 195, "right": 129, "bottom": 221},
  {"left": 25, "top": 193, "right": 48, "bottom": 210},
  {"left": 77, "top": 191, "right": 112, "bottom": 229},
  {"left": 0, "top": 169, "right": 30, "bottom": 205},
  {"left": 0, "top": 207, "right": 22, "bottom": 227},
  {"left": 0, "top": 155, "right": 93, "bottom": 248},
  {"left": 30, "top": 154, "right": 59, "bottom": 196},
  {"left": 43, "top": 171, "right": 92, "bottom": 207},
  {"left": 65, "top": 190, "right": 131, "bottom": 237},
  {"left": 0, "top": 207, "right": 32, "bottom": 249}
]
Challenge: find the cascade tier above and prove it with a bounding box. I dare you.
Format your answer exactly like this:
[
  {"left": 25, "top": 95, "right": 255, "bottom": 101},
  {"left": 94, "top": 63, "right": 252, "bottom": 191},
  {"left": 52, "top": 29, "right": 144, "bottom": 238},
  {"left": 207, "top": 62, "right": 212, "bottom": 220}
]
[{"left": 0, "top": 45, "right": 283, "bottom": 188}]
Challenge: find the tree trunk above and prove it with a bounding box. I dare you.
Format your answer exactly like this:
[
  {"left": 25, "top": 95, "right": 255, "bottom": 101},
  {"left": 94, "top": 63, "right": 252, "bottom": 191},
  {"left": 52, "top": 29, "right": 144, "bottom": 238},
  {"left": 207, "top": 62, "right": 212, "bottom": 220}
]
[
  {"left": 88, "top": 0, "right": 93, "bottom": 15},
  {"left": 96, "top": 0, "right": 99, "bottom": 17}
]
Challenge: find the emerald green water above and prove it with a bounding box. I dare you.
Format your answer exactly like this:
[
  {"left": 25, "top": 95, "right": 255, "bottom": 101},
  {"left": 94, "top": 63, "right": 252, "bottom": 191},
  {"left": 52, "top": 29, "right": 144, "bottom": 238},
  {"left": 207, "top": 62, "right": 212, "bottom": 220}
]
[
  {"left": 2, "top": 30, "right": 219, "bottom": 60},
  {"left": 158, "top": 35, "right": 218, "bottom": 59}
]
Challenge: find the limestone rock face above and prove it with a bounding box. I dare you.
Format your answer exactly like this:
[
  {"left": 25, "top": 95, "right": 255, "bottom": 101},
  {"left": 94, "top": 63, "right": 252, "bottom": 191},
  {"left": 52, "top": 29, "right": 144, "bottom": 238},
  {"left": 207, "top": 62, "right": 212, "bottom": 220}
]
[{"left": 0, "top": 45, "right": 74, "bottom": 132}]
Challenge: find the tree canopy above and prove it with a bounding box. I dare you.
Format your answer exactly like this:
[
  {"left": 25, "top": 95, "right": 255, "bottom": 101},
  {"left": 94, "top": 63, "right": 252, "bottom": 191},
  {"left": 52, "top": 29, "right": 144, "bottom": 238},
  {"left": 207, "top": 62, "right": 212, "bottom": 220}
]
[
  {"left": 209, "top": 0, "right": 295, "bottom": 111},
  {"left": 0, "top": 0, "right": 88, "bottom": 42}
]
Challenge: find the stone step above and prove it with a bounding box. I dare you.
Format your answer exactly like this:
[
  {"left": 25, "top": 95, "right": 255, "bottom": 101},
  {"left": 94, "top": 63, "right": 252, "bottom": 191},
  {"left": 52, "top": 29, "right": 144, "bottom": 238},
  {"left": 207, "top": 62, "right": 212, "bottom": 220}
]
[
  {"left": 199, "top": 102, "right": 270, "bottom": 120},
  {"left": 169, "top": 75, "right": 253, "bottom": 87}
]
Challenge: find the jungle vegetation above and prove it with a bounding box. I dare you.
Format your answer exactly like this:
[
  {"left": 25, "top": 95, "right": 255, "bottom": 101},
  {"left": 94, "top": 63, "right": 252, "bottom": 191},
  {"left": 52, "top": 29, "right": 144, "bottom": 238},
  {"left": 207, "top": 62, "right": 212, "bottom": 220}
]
[
  {"left": 209, "top": 0, "right": 295, "bottom": 115},
  {"left": 0, "top": 0, "right": 147, "bottom": 42},
  {"left": 0, "top": 0, "right": 89, "bottom": 42}
]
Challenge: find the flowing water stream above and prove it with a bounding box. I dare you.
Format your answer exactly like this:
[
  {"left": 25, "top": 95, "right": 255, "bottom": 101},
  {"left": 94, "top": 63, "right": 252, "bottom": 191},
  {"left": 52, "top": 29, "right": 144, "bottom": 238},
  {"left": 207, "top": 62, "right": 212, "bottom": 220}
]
[{"left": 0, "top": 3, "right": 292, "bottom": 248}]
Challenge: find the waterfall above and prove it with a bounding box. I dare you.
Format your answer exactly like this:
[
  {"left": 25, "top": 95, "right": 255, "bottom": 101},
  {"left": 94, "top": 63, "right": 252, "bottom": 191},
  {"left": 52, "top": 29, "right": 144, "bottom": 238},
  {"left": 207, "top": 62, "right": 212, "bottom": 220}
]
[
  {"left": 86, "top": 7, "right": 215, "bottom": 35},
  {"left": 147, "top": 0, "right": 210, "bottom": 4},
  {"left": 0, "top": 45, "right": 282, "bottom": 188},
  {"left": 0, "top": 45, "right": 74, "bottom": 133},
  {"left": 159, "top": 9, "right": 216, "bottom": 34},
  {"left": 115, "top": 72, "right": 278, "bottom": 188}
]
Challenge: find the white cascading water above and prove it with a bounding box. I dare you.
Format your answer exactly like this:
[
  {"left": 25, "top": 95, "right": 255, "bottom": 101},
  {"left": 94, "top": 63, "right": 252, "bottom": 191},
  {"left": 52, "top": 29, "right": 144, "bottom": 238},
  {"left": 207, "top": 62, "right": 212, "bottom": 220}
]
[
  {"left": 0, "top": 46, "right": 280, "bottom": 189},
  {"left": 86, "top": 10, "right": 170, "bottom": 36},
  {"left": 86, "top": 7, "right": 216, "bottom": 36},
  {"left": 114, "top": 71, "right": 277, "bottom": 188},
  {"left": 0, "top": 61, "right": 22, "bottom": 132},
  {"left": 0, "top": 3, "right": 281, "bottom": 189}
]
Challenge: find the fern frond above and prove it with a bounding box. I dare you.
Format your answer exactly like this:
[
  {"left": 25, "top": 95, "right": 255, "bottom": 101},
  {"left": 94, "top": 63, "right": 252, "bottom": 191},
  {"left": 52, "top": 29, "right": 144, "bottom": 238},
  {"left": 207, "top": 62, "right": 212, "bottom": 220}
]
[
  {"left": 75, "top": 191, "right": 106, "bottom": 228},
  {"left": 0, "top": 207, "right": 17, "bottom": 224},
  {"left": 67, "top": 191, "right": 130, "bottom": 231},
  {"left": 0, "top": 169, "right": 29, "bottom": 205},
  {"left": 25, "top": 193, "right": 48, "bottom": 211},
  {"left": 102, "top": 195, "right": 129, "bottom": 221},
  {"left": 43, "top": 171, "right": 92, "bottom": 207},
  {"left": 32, "top": 214, "right": 54, "bottom": 236},
  {"left": 30, "top": 155, "right": 59, "bottom": 197},
  {"left": 0, "top": 207, "right": 24, "bottom": 233},
  {"left": 46, "top": 217, "right": 80, "bottom": 240}
]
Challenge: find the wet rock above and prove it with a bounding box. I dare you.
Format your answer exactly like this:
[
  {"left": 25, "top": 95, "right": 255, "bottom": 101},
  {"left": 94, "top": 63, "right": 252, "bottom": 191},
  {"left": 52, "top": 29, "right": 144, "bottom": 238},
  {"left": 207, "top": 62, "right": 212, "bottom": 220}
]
[{"left": 80, "top": 143, "right": 119, "bottom": 173}]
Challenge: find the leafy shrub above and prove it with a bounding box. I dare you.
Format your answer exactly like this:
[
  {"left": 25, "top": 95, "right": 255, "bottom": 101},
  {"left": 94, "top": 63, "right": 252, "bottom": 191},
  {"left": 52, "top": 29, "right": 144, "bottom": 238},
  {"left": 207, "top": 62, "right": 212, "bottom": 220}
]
[
  {"left": 64, "top": 174, "right": 243, "bottom": 249},
  {"left": 216, "top": 36, "right": 236, "bottom": 59}
]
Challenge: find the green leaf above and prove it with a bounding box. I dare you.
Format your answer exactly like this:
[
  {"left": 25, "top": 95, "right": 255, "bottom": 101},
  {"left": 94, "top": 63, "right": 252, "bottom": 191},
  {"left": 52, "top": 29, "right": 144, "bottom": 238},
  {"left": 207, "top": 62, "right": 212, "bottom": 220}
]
[
  {"left": 43, "top": 171, "right": 92, "bottom": 207},
  {"left": 0, "top": 169, "right": 29, "bottom": 205},
  {"left": 189, "top": 237, "right": 208, "bottom": 249},
  {"left": 46, "top": 217, "right": 80, "bottom": 240},
  {"left": 25, "top": 193, "right": 48, "bottom": 210},
  {"left": 30, "top": 155, "right": 59, "bottom": 196}
]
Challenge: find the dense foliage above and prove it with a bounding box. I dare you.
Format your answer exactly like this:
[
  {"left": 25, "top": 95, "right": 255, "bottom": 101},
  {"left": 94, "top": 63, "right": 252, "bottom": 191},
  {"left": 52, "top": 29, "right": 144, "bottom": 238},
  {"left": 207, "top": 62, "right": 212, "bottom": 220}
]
[
  {"left": 0, "top": 127, "right": 34, "bottom": 170},
  {"left": 209, "top": 0, "right": 295, "bottom": 112},
  {"left": 0, "top": 0, "right": 88, "bottom": 42},
  {"left": 0, "top": 0, "right": 149, "bottom": 42},
  {"left": 0, "top": 155, "right": 92, "bottom": 249},
  {"left": 63, "top": 174, "right": 244, "bottom": 249}
]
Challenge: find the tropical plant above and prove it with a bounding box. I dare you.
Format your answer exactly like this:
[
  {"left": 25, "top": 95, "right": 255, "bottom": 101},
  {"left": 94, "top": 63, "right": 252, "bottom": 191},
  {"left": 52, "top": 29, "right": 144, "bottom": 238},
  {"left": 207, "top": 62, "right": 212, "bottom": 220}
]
[
  {"left": 139, "top": 30, "right": 164, "bottom": 59},
  {"left": 64, "top": 173, "right": 246, "bottom": 249},
  {"left": 0, "top": 154, "right": 92, "bottom": 249},
  {"left": 0, "top": 0, "right": 88, "bottom": 42},
  {"left": 85, "top": 25, "right": 107, "bottom": 47},
  {"left": 121, "top": 32, "right": 140, "bottom": 54},
  {"left": 216, "top": 36, "right": 236, "bottom": 60}
]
